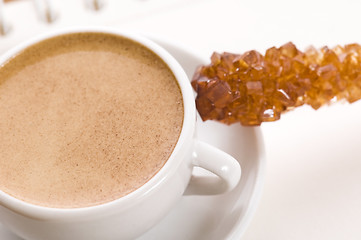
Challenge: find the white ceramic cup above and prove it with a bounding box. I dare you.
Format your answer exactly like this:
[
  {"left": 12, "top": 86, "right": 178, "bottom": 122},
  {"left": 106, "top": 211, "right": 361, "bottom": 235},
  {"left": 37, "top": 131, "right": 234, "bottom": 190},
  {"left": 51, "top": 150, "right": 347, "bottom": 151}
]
[{"left": 0, "top": 27, "right": 241, "bottom": 240}]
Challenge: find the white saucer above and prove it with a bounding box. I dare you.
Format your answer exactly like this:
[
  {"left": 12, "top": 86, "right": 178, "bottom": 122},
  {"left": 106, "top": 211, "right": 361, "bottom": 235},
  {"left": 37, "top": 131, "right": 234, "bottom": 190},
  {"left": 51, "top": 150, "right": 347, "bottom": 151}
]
[{"left": 0, "top": 35, "right": 266, "bottom": 240}]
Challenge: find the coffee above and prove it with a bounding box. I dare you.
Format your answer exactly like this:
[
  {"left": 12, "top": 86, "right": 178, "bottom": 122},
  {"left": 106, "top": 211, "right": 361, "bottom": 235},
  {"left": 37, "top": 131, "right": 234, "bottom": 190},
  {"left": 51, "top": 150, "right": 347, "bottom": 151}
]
[{"left": 0, "top": 33, "right": 183, "bottom": 208}]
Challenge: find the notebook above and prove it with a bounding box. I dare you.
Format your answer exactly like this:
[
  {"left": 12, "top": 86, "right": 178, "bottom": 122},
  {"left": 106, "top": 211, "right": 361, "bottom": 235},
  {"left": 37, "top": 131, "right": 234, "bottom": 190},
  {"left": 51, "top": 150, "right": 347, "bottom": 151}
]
[{"left": 0, "top": 0, "right": 187, "bottom": 54}]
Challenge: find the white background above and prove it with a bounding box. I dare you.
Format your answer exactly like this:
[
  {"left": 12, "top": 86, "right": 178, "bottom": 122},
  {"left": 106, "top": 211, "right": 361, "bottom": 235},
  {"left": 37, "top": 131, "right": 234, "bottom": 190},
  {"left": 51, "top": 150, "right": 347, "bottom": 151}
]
[{"left": 2, "top": 0, "right": 361, "bottom": 239}]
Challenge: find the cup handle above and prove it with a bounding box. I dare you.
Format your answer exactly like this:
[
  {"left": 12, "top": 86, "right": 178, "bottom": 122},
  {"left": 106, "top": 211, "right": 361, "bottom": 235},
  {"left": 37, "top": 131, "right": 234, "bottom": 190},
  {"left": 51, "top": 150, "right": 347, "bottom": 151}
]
[{"left": 184, "top": 139, "right": 241, "bottom": 195}]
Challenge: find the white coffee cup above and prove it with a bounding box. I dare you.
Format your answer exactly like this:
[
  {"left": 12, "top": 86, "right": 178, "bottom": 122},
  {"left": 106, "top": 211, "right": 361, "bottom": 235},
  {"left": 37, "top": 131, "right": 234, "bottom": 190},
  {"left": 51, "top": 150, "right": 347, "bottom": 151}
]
[{"left": 0, "top": 27, "right": 241, "bottom": 240}]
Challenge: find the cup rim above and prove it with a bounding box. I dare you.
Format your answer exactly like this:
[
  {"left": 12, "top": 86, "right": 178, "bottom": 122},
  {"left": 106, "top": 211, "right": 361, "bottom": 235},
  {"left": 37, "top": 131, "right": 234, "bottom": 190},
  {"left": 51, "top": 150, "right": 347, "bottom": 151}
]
[{"left": 0, "top": 26, "right": 196, "bottom": 219}]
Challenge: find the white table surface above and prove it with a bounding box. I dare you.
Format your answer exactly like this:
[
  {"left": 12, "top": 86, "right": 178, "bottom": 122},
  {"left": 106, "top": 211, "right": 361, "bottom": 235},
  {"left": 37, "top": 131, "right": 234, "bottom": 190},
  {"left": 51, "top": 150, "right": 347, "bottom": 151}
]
[{"left": 2, "top": 0, "right": 361, "bottom": 239}]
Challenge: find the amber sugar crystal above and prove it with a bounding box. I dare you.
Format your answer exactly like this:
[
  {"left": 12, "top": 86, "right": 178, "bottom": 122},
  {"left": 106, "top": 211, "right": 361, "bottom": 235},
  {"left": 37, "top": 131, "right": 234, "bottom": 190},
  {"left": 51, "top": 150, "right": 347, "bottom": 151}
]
[{"left": 191, "top": 42, "right": 361, "bottom": 126}]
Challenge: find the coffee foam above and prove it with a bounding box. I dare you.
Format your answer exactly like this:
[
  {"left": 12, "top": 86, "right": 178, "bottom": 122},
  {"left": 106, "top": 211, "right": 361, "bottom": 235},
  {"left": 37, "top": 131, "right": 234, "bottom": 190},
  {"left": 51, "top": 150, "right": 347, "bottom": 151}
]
[{"left": 0, "top": 33, "right": 183, "bottom": 208}]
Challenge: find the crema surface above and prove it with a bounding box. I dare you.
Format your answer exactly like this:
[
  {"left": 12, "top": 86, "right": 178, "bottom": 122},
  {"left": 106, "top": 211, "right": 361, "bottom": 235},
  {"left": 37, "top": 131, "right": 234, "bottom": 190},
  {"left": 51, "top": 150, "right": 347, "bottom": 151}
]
[{"left": 0, "top": 33, "right": 183, "bottom": 208}]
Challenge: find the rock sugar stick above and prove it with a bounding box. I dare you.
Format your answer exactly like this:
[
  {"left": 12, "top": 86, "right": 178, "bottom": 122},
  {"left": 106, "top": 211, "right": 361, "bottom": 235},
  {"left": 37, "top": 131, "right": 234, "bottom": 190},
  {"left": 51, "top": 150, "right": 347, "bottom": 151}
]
[{"left": 192, "top": 42, "right": 361, "bottom": 126}]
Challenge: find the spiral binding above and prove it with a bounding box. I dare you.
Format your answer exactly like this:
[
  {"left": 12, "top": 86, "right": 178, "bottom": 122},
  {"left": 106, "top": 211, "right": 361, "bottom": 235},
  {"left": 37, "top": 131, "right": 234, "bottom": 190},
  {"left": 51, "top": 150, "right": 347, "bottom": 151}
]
[
  {"left": 0, "top": 0, "right": 11, "bottom": 35},
  {"left": 33, "top": 0, "right": 59, "bottom": 23},
  {"left": 84, "top": 0, "right": 105, "bottom": 11},
  {"left": 0, "top": 0, "right": 105, "bottom": 36}
]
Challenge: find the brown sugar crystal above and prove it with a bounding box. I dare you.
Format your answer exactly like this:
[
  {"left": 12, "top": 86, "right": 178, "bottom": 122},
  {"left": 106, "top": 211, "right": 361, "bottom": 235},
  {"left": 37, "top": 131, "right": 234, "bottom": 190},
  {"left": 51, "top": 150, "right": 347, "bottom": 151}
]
[{"left": 191, "top": 42, "right": 361, "bottom": 126}]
